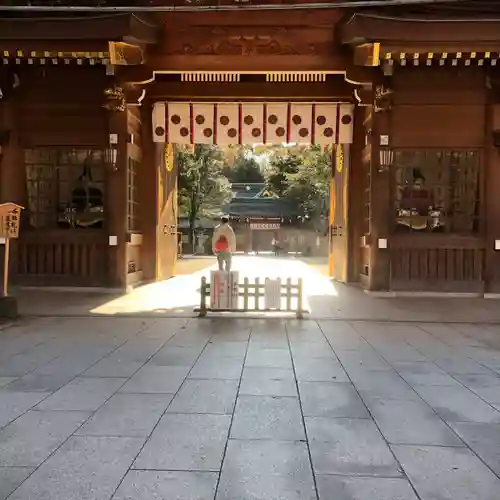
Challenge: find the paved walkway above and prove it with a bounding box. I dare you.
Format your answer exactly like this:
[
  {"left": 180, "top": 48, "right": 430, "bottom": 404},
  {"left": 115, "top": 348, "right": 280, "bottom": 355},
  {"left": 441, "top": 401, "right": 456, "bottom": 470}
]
[
  {"left": 1, "top": 316, "right": 500, "bottom": 499},
  {"left": 14, "top": 255, "right": 500, "bottom": 322}
]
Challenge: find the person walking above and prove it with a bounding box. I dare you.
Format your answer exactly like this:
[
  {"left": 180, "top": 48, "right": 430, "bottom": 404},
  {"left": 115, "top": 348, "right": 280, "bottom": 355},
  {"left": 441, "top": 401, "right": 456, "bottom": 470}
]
[{"left": 212, "top": 215, "right": 236, "bottom": 271}]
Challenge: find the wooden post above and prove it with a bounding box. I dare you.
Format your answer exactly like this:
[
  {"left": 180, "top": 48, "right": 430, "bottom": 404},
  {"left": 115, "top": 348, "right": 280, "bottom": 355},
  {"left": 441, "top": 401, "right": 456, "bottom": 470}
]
[
  {"left": 199, "top": 276, "right": 207, "bottom": 317},
  {"left": 296, "top": 278, "right": 304, "bottom": 319},
  {"left": 0, "top": 203, "right": 23, "bottom": 305},
  {"left": 3, "top": 237, "right": 9, "bottom": 297},
  {"left": 369, "top": 95, "right": 392, "bottom": 291}
]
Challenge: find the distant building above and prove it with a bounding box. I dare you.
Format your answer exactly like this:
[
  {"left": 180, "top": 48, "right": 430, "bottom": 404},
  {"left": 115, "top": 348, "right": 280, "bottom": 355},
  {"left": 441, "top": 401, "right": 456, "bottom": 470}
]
[{"left": 224, "top": 183, "right": 322, "bottom": 254}]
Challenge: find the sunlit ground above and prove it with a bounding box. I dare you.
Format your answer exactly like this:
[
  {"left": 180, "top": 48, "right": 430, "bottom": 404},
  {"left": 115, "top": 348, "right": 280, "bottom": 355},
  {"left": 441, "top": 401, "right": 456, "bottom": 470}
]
[{"left": 90, "top": 254, "right": 336, "bottom": 315}]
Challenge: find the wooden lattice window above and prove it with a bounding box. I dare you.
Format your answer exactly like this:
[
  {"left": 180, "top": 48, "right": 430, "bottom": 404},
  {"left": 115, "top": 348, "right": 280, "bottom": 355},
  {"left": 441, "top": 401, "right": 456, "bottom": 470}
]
[
  {"left": 25, "top": 148, "right": 106, "bottom": 230},
  {"left": 392, "top": 150, "right": 480, "bottom": 234},
  {"left": 127, "top": 157, "right": 140, "bottom": 232}
]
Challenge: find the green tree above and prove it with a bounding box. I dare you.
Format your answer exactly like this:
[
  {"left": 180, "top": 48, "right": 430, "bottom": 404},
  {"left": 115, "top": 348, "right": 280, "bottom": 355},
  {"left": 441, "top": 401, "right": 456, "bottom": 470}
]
[
  {"left": 222, "top": 146, "right": 264, "bottom": 182},
  {"left": 285, "top": 146, "right": 331, "bottom": 218},
  {"left": 264, "top": 145, "right": 331, "bottom": 218},
  {"left": 265, "top": 153, "right": 300, "bottom": 196},
  {"left": 176, "top": 145, "right": 232, "bottom": 247}
]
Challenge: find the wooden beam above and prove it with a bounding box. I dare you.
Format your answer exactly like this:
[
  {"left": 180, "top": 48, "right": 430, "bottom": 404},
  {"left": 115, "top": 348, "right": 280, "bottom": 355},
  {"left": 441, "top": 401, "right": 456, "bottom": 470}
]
[
  {"left": 144, "top": 54, "right": 349, "bottom": 73},
  {"left": 0, "top": 40, "right": 108, "bottom": 54},
  {"left": 143, "top": 81, "right": 355, "bottom": 100},
  {"left": 109, "top": 42, "right": 144, "bottom": 66},
  {"left": 353, "top": 43, "right": 381, "bottom": 67},
  {"left": 342, "top": 14, "right": 500, "bottom": 46}
]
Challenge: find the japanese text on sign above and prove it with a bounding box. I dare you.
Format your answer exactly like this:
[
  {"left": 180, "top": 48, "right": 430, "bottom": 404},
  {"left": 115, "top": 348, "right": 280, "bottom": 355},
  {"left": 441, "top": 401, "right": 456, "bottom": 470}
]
[
  {"left": 0, "top": 204, "right": 23, "bottom": 239},
  {"left": 249, "top": 223, "right": 280, "bottom": 230}
]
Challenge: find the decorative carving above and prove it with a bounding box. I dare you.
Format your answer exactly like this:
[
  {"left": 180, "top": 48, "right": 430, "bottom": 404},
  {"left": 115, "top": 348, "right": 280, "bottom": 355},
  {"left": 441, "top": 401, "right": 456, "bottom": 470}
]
[
  {"left": 374, "top": 84, "right": 393, "bottom": 113},
  {"left": 163, "top": 26, "right": 330, "bottom": 57}
]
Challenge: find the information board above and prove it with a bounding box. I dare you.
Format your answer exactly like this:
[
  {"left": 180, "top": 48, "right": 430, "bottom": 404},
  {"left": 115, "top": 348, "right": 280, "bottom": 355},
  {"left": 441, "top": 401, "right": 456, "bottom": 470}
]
[
  {"left": 264, "top": 278, "right": 282, "bottom": 309},
  {"left": 210, "top": 271, "right": 239, "bottom": 310}
]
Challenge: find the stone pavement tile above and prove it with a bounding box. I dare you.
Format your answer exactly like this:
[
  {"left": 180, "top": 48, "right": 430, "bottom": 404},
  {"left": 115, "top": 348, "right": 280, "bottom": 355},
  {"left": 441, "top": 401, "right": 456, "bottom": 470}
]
[
  {"left": 336, "top": 348, "right": 392, "bottom": 372},
  {"left": 8, "top": 436, "right": 144, "bottom": 500},
  {"left": 3, "top": 372, "right": 76, "bottom": 393},
  {"left": 203, "top": 341, "right": 247, "bottom": 357},
  {"left": 133, "top": 413, "right": 231, "bottom": 471},
  {"left": 36, "top": 377, "right": 124, "bottom": 411},
  {"left": 241, "top": 366, "right": 295, "bottom": 381},
  {"left": 0, "top": 378, "right": 16, "bottom": 388},
  {"left": 210, "top": 332, "right": 250, "bottom": 343},
  {"left": 449, "top": 422, "right": 500, "bottom": 477},
  {"left": 348, "top": 370, "right": 419, "bottom": 400},
  {"left": 305, "top": 417, "right": 401, "bottom": 476},
  {"left": 245, "top": 348, "right": 292, "bottom": 369},
  {"left": 0, "top": 410, "right": 89, "bottom": 467},
  {"left": 188, "top": 357, "right": 243, "bottom": 380},
  {"left": 111, "top": 338, "right": 167, "bottom": 362},
  {"left": 316, "top": 476, "right": 419, "bottom": 500},
  {"left": 239, "top": 377, "right": 297, "bottom": 397},
  {"left": 413, "top": 385, "right": 500, "bottom": 423},
  {"left": 289, "top": 341, "right": 336, "bottom": 359},
  {"left": 112, "top": 470, "right": 218, "bottom": 500},
  {"left": 0, "top": 347, "right": 61, "bottom": 377},
  {"left": 248, "top": 335, "right": 288, "bottom": 349},
  {"left": 231, "top": 395, "right": 305, "bottom": 440},
  {"left": 83, "top": 357, "right": 144, "bottom": 378},
  {"left": 293, "top": 357, "right": 349, "bottom": 382},
  {"left": 216, "top": 439, "right": 316, "bottom": 500},
  {"left": 392, "top": 444, "right": 500, "bottom": 500},
  {"left": 419, "top": 324, "right": 485, "bottom": 348},
  {"left": 0, "top": 467, "right": 34, "bottom": 500},
  {"left": 393, "top": 361, "right": 462, "bottom": 387},
  {"left": 119, "top": 366, "right": 189, "bottom": 393},
  {"left": 365, "top": 397, "right": 463, "bottom": 446},
  {"left": 36, "top": 354, "right": 105, "bottom": 377},
  {"left": 299, "top": 382, "right": 369, "bottom": 418},
  {"left": 77, "top": 393, "right": 173, "bottom": 437},
  {"left": 371, "top": 345, "right": 427, "bottom": 363},
  {"left": 148, "top": 345, "right": 204, "bottom": 366},
  {"left": 168, "top": 379, "right": 239, "bottom": 414},
  {"left": 432, "top": 356, "right": 494, "bottom": 375},
  {"left": 452, "top": 373, "right": 500, "bottom": 404},
  {"left": 168, "top": 334, "right": 211, "bottom": 348},
  {"left": 0, "top": 392, "right": 50, "bottom": 429}
]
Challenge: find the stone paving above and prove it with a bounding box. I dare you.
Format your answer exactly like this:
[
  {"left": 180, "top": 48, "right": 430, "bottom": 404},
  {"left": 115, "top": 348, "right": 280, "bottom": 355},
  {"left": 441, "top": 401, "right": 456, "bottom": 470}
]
[{"left": 0, "top": 316, "right": 500, "bottom": 499}]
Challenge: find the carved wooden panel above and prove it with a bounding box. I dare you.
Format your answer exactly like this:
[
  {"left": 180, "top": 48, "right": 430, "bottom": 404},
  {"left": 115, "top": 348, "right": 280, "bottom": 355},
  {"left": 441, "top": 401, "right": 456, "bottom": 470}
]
[{"left": 154, "top": 10, "right": 346, "bottom": 72}]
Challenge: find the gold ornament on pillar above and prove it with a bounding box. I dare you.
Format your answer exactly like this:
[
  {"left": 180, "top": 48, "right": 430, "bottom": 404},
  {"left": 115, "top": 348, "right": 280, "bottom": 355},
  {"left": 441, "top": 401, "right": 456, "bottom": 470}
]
[{"left": 165, "top": 144, "right": 174, "bottom": 173}]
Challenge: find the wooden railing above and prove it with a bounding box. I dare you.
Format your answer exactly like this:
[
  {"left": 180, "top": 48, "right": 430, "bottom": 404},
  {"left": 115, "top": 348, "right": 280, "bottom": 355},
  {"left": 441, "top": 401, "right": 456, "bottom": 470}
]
[
  {"left": 12, "top": 230, "right": 109, "bottom": 287},
  {"left": 390, "top": 235, "right": 485, "bottom": 293}
]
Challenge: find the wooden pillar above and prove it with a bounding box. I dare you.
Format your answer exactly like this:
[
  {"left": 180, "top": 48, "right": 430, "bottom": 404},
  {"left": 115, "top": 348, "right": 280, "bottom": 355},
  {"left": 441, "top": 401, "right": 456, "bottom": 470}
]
[
  {"left": 368, "top": 95, "right": 391, "bottom": 291},
  {"left": 107, "top": 110, "right": 128, "bottom": 289},
  {"left": 484, "top": 98, "right": 500, "bottom": 292},
  {"left": 0, "top": 97, "right": 23, "bottom": 204},
  {"left": 347, "top": 105, "right": 367, "bottom": 282},
  {"left": 139, "top": 101, "right": 158, "bottom": 282},
  {"left": 247, "top": 222, "right": 253, "bottom": 252},
  {"left": 155, "top": 141, "right": 178, "bottom": 281}
]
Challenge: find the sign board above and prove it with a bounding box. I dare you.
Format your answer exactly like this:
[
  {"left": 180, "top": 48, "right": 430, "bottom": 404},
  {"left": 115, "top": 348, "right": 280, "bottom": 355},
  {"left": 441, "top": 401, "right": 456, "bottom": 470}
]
[
  {"left": 210, "top": 271, "right": 239, "bottom": 310},
  {"left": 264, "top": 278, "right": 282, "bottom": 309},
  {"left": 0, "top": 203, "right": 23, "bottom": 239},
  {"left": 250, "top": 223, "right": 280, "bottom": 230}
]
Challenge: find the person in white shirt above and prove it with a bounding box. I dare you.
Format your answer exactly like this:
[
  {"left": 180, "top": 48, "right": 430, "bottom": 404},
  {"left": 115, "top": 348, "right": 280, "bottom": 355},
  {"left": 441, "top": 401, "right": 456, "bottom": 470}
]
[{"left": 212, "top": 215, "right": 236, "bottom": 271}]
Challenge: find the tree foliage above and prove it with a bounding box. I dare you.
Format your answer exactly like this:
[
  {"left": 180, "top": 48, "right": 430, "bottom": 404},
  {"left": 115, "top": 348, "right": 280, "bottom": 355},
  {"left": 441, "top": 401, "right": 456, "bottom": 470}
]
[
  {"left": 221, "top": 146, "right": 264, "bottom": 182},
  {"left": 264, "top": 145, "right": 331, "bottom": 218},
  {"left": 176, "top": 144, "right": 232, "bottom": 242}
]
